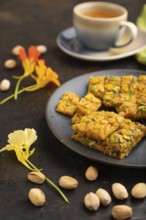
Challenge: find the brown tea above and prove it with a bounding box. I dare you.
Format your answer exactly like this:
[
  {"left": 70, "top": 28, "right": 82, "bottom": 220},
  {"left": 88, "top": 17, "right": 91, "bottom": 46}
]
[{"left": 83, "top": 10, "right": 120, "bottom": 18}]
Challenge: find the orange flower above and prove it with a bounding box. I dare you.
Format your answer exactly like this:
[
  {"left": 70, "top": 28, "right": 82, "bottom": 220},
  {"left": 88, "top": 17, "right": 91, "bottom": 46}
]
[
  {"left": 0, "top": 46, "right": 61, "bottom": 104},
  {"left": 19, "top": 46, "right": 41, "bottom": 75},
  {"left": 14, "top": 46, "right": 42, "bottom": 99}
]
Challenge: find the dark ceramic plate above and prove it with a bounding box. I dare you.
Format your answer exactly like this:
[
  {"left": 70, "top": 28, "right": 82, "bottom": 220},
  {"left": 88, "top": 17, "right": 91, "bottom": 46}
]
[{"left": 45, "top": 69, "right": 146, "bottom": 168}]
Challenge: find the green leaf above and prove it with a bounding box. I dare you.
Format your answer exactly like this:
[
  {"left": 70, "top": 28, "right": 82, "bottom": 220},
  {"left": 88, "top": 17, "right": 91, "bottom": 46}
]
[
  {"left": 136, "top": 4, "right": 146, "bottom": 30},
  {"left": 136, "top": 4, "right": 146, "bottom": 65}
]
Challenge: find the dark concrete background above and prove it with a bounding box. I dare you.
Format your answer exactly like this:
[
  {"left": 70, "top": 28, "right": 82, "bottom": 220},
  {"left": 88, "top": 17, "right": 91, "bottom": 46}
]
[{"left": 0, "top": 0, "right": 146, "bottom": 219}]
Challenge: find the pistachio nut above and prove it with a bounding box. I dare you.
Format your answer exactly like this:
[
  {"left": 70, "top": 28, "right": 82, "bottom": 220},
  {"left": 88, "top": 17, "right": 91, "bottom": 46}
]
[
  {"left": 112, "top": 205, "right": 132, "bottom": 220},
  {"left": 131, "top": 182, "right": 146, "bottom": 199},
  {"left": 85, "top": 166, "right": 98, "bottom": 181},
  {"left": 59, "top": 176, "right": 78, "bottom": 189},
  {"left": 11, "top": 45, "right": 24, "bottom": 56},
  {"left": 84, "top": 192, "right": 100, "bottom": 211},
  {"left": 0, "top": 79, "right": 11, "bottom": 91},
  {"left": 28, "top": 171, "right": 45, "bottom": 184},
  {"left": 28, "top": 188, "right": 46, "bottom": 206},
  {"left": 37, "top": 45, "right": 47, "bottom": 54},
  {"left": 112, "top": 183, "right": 128, "bottom": 200},
  {"left": 4, "top": 59, "right": 17, "bottom": 69},
  {"left": 96, "top": 188, "right": 111, "bottom": 206}
]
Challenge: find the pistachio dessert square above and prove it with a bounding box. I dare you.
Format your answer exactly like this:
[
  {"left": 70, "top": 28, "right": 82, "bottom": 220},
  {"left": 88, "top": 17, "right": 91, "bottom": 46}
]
[
  {"left": 88, "top": 76, "right": 105, "bottom": 99},
  {"left": 71, "top": 93, "right": 102, "bottom": 124},
  {"left": 77, "top": 93, "right": 102, "bottom": 115},
  {"left": 103, "top": 76, "right": 121, "bottom": 107},
  {"left": 56, "top": 92, "right": 80, "bottom": 116},
  {"left": 72, "top": 117, "right": 146, "bottom": 159},
  {"left": 72, "top": 111, "right": 124, "bottom": 141}
]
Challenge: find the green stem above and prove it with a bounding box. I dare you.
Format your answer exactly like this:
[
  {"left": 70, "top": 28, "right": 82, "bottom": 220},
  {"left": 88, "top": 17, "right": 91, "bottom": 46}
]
[
  {"left": 0, "top": 88, "right": 25, "bottom": 105},
  {"left": 0, "top": 85, "right": 36, "bottom": 105},
  {"left": 14, "top": 76, "right": 25, "bottom": 100},
  {"left": 26, "top": 159, "right": 70, "bottom": 204}
]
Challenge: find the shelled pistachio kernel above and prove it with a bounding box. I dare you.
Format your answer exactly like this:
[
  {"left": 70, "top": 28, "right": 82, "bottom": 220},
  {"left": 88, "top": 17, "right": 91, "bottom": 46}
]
[
  {"left": 84, "top": 192, "right": 100, "bottom": 211},
  {"left": 37, "top": 45, "right": 47, "bottom": 54},
  {"left": 112, "top": 205, "right": 132, "bottom": 220},
  {"left": 28, "top": 188, "right": 46, "bottom": 206},
  {"left": 85, "top": 166, "right": 98, "bottom": 181},
  {"left": 4, "top": 59, "right": 17, "bottom": 69},
  {"left": 96, "top": 188, "right": 111, "bottom": 206},
  {"left": 28, "top": 171, "right": 45, "bottom": 184},
  {"left": 11, "top": 45, "right": 24, "bottom": 56},
  {"left": 0, "top": 79, "right": 11, "bottom": 91},
  {"left": 131, "top": 182, "right": 146, "bottom": 199},
  {"left": 59, "top": 176, "right": 78, "bottom": 189},
  {"left": 112, "top": 183, "right": 128, "bottom": 200}
]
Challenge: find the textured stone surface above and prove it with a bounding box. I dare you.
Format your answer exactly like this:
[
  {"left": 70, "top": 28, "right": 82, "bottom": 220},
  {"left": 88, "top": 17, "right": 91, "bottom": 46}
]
[{"left": 0, "top": 0, "right": 146, "bottom": 219}]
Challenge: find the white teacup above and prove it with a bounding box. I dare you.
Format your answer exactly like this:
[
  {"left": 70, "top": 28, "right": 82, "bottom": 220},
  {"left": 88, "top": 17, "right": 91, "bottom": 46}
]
[{"left": 73, "top": 2, "right": 138, "bottom": 51}]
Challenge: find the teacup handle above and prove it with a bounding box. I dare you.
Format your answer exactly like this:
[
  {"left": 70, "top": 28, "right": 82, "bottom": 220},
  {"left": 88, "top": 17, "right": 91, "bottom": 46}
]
[{"left": 113, "top": 21, "right": 138, "bottom": 48}]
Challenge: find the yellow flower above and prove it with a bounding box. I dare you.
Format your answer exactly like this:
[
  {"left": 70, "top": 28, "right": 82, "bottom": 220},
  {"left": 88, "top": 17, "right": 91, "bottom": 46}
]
[
  {"left": 27, "top": 60, "right": 60, "bottom": 91},
  {"left": 0, "top": 128, "right": 69, "bottom": 203},
  {"left": 0, "top": 128, "right": 37, "bottom": 170}
]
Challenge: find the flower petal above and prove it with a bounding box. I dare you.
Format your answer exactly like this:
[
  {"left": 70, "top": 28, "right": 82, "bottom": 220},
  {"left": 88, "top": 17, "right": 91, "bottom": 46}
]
[
  {"left": 28, "top": 46, "right": 41, "bottom": 62},
  {"left": 19, "top": 48, "right": 27, "bottom": 62},
  {"left": 24, "top": 128, "right": 37, "bottom": 147},
  {"left": 0, "top": 128, "right": 37, "bottom": 170},
  {"left": 8, "top": 130, "right": 26, "bottom": 146},
  {"left": 0, "top": 144, "right": 34, "bottom": 170}
]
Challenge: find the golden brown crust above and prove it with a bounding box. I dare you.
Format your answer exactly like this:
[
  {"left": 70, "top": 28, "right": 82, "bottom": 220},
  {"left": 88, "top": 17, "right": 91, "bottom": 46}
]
[
  {"left": 56, "top": 92, "right": 80, "bottom": 116},
  {"left": 88, "top": 75, "right": 146, "bottom": 120},
  {"left": 76, "top": 93, "right": 102, "bottom": 115},
  {"left": 72, "top": 117, "right": 146, "bottom": 159},
  {"left": 88, "top": 76, "right": 105, "bottom": 99},
  {"left": 57, "top": 75, "right": 146, "bottom": 160},
  {"left": 72, "top": 111, "right": 124, "bottom": 141},
  {"left": 103, "top": 76, "right": 121, "bottom": 107}
]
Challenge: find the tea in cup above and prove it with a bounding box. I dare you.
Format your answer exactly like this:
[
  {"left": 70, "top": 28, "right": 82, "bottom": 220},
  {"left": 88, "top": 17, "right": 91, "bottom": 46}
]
[{"left": 73, "top": 2, "right": 138, "bottom": 50}]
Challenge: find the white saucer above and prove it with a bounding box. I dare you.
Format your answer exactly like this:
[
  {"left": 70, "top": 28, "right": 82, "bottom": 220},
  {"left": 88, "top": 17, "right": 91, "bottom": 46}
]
[{"left": 56, "top": 27, "right": 146, "bottom": 61}]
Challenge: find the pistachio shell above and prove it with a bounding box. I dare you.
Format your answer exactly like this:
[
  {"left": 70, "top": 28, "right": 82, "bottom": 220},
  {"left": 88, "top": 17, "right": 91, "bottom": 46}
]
[
  {"left": 96, "top": 188, "right": 111, "bottom": 206},
  {"left": 85, "top": 166, "right": 98, "bottom": 181},
  {"left": 28, "top": 171, "right": 45, "bottom": 184},
  {"left": 28, "top": 188, "right": 46, "bottom": 206},
  {"left": 84, "top": 192, "right": 100, "bottom": 211},
  {"left": 112, "top": 183, "right": 128, "bottom": 200},
  {"left": 4, "top": 59, "right": 17, "bottom": 69},
  {"left": 59, "top": 176, "right": 78, "bottom": 189},
  {"left": 131, "top": 182, "right": 146, "bottom": 198},
  {"left": 11, "top": 45, "right": 24, "bottom": 56},
  {"left": 0, "top": 79, "right": 11, "bottom": 91},
  {"left": 37, "top": 45, "right": 47, "bottom": 54},
  {"left": 112, "top": 205, "right": 132, "bottom": 220}
]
